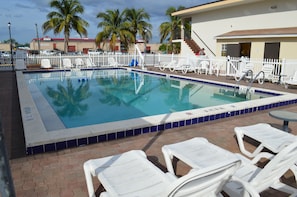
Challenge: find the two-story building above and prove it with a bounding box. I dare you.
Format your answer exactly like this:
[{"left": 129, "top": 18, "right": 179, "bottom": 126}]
[{"left": 173, "top": 0, "right": 297, "bottom": 59}]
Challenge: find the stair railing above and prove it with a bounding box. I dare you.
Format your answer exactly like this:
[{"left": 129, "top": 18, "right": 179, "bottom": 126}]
[{"left": 192, "top": 30, "right": 216, "bottom": 56}]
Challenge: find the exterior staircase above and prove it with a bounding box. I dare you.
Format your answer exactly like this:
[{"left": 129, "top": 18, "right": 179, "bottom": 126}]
[{"left": 185, "top": 39, "right": 201, "bottom": 55}]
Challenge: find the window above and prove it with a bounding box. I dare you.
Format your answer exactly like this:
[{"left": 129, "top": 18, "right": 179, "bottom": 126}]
[{"left": 264, "top": 42, "right": 280, "bottom": 59}]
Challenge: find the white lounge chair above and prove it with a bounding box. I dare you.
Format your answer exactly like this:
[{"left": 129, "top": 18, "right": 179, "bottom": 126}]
[
  {"left": 40, "top": 59, "right": 52, "bottom": 69},
  {"left": 223, "top": 140, "right": 297, "bottom": 197},
  {"left": 62, "top": 58, "right": 74, "bottom": 69},
  {"left": 234, "top": 123, "right": 297, "bottom": 182},
  {"left": 169, "top": 59, "right": 188, "bottom": 72},
  {"left": 158, "top": 60, "right": 177, "bottom": 71},
  {"left": 260, "top": 64, "right": 275, "bottom": 82},
  {"left": 162, "top": 137, "right": 297, "bottom": 196},
  {"left": 246, "top": 64, "right": 275, "bottom": 84},
  {"left": 235, "top": 62, "right": 254, "bottom": 81},
  {"left": 107, "top": 57, "right": 118, "bottom": 67},
  {"left": 83, "top": 149, "right": 241, "bottom": 197},
  {"left": 181, "top": 57, "right": 199, "bottom": 74},
  {"left": 85, "top": 58, "right": 96, "bottom": 67},
  {"left": 75, "top": 58, "right": 84, "bottom": 68},
  {"left": 234, "top": 123, "right": 297, "bottom": 158},
  {"left": 284, "top": 71, "right": 297, "bottom": 88}
]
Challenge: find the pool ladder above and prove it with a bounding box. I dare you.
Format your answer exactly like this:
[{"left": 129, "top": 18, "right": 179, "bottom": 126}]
[{"left": 234, "top": 70, "right": 265, "bottom": 98}]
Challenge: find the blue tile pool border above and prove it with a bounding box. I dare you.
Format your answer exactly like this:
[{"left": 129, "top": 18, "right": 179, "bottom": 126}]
[{"left": 26, "top": 98, "right": 297, "bottom": 155}]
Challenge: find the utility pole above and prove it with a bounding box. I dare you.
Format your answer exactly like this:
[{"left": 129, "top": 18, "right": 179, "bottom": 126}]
[
  {"left": 35, "top": 23, "right": 41, "bottom": 53},
  {"left": 7, "top": 22, "right": 13, "bottom": 70}
]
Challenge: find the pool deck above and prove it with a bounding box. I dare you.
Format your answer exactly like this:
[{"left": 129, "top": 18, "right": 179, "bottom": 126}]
[{"left": 2, "top": 68, "right": 297, "bottom": 197}]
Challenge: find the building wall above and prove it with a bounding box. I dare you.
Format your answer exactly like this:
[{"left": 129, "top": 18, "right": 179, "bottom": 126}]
[
  {"left": 216, "top": 37, "right": 297, "bottom": 60},
  {"left": 0, "top": 43, "right": 11, "bottom": 51},
  {"left": 30, "top": 38, "right": 161, "bottom": 54},
  {"left": 182, "top": 0, "right": 297, "bottom": 58},
  {"left": 30, "top": 39, "right": 98, "bottom": 53},
  {"left": 280, "top": 38, "right": 297, "bottom": 59}
]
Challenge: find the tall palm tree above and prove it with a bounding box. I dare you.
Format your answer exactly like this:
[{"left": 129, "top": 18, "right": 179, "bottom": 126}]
[
  {"left": 96, "top": 9, "right": 134, "bottom": 53},
  {"left": 42, "top": 0, "right": 89, "bottom": 53},
  {"left": 124, "top": 8, "right": 152, "bottom": 44},
  {"left": 159, "top": 6, "right": 185, "bottom": 53}
]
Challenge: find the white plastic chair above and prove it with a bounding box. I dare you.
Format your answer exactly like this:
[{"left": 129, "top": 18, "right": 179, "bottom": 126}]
[
  {"left": 107, "top": 57, "right": 118, "bottom": 67},
  {"left": 75, "top": 58, "right": 84, "bottom": 68},
  {"left": 83, "top": 149, "right": 241, "bottom": 197},
  {"left": 85, "top": 58, "right": 96, "bottom": 67},
  {"left": 40, "top": 59, "right": 52, "bottom": 69},
  {"left": 197, "top": 60, "right": 209, "bottom": 74},
  {"left": 62, "top": 58, "right": 73, "bottom": 69}
]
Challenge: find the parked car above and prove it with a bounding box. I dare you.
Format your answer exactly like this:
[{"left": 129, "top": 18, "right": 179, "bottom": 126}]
[
  {"left": 41, "top": 50, "right": 58, "bottom": 55},
  {"left": 88, "top": 49, "right": 106, "bottom": 55},
  {"left": 0, "top": 51, "right": 10, "bottom": 57}
]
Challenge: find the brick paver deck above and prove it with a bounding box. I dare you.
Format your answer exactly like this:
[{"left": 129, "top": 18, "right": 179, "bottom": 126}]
[{"left": 1, "top": 68, "right": 297, "bottom": 197}]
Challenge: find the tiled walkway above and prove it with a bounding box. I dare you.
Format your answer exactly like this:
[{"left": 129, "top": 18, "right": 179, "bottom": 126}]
[{"left": 4, "top": 68, "right": 297, "bottom": 196}]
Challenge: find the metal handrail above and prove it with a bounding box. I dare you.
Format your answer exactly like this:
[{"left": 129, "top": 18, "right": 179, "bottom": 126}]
[
  {"left": 192, "top": 30, "right": 216, "bottom": 57},
  {"left": 234, "top": 70, "right": 254, "bottom": 97}
]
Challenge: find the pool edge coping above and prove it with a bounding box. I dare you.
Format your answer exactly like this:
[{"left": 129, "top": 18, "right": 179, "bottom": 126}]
[{"left": 16, "top": 69, "right": 297, "bottom": 155}]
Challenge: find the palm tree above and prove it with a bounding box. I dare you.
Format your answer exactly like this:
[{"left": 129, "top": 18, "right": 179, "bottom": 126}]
[
  {"left": 159, "top": 6, "right": 185, "bottom": 53},
  {"left": 42, "top": 0, "right": 89, "bottom": 53},
  {"left": 124, "top": 8, "right": 152, "bottom": 44},
  {"left": 96, "top": 9, "right": 134, "bottom": 53}
]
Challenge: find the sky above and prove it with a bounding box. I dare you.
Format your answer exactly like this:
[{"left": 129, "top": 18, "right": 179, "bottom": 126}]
[{"left": 0, "top": 0, "right": 213, "bottom": 44}]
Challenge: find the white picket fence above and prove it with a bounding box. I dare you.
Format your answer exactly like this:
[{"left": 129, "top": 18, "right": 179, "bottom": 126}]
[{"left": 3, "top": 52, "right": 297, "bottom": 83}]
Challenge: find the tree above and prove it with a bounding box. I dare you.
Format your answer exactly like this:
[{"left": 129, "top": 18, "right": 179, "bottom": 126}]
[
  {"left": 96, "top": 9, "right": 134, "bottom": 53},
  {"left": 124, "top": 8, "right": 152, "bottom": 44},
  {"left": 42, "top": 0, "right": 88, "bottom": 53},
  {"left": 159, "top": 6, "right": 185, "bottom": 53}
]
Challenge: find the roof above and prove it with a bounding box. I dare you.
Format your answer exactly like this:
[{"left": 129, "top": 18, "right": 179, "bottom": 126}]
[
  {"left": 172, "top": 0, "right": 262, "bottom": 17},
  {"left": 32, "top": 36, "right": 96, "bottom": 42},
  {"left": 216, "top": 27, "right": 297, "bottom": 39}
]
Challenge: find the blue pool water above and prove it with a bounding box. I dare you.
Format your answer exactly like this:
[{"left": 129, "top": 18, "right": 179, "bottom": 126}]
[{"left": 25, "top": 69, "right": 271, "bottom": 130}]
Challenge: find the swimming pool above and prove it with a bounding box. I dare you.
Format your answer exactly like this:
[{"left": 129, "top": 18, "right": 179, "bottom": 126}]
[
  {"left": 17, "top": 68, "right": 297, "bottom": 154},
  {"left": 25, "top": 69, "right": 269, "bottom": 130}
]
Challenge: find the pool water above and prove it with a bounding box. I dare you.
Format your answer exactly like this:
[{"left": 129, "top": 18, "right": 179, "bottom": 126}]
[{"left": 25, "top": 69, "right": 270, "bottom": 130}]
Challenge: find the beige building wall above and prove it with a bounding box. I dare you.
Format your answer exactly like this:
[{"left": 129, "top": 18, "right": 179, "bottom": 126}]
[
  {"left": 216, "top": 37, "right": 297, "bottom": 60},
  {"left": 30, "top": 39, "right": 98, "bottom": 53},
  {"left": 250, "top": 42, "right": 265, "bottom": 60},
  {"left": 0, "top": 43, "right": 11, "bottom": 51},
  {"left": 279, "top": 39, "right": 297, "bottom": 59}
]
